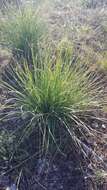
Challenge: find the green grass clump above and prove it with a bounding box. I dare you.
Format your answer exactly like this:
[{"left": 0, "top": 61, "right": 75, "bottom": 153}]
[
  {"left": 0, "top": 53, "right": 106, "bottom": 155},
  {"left": 0, "top": 4, "right": 46, "bottom": 61}
]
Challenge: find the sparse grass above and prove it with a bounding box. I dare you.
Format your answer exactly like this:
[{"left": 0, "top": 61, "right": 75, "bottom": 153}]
[
  {"left": 0, "top": 129, "right": 29, "bottom": 175},
  {"left": 0, "top": 130, "right": 13, "bottom": 163},
  {"left": 0, "top": 51, "right": 106, "bottom": 156}
]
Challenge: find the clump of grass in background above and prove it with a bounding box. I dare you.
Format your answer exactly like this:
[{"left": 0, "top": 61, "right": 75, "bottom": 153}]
[
  {"left": 96, "top": 52, "right": 107, "bottom": 70},
  {"left": 0, "top": 50, "right": 106, "bottom": 156},
  {"left": 57, "top": 38, "right": 74, "bottom": 64},
  {"left": 0, "top": 4, "right": 46, "bottom": 61}
]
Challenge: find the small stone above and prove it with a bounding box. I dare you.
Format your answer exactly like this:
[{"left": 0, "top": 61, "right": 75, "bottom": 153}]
[
  {"left": 6, "top": 187, "right": 11, "bottom": 190},
  {"left": 6, "top": 184, "right": 17, "bottom": 190},
  {"left": 102, "top": 124, "right": 106, "bottom": 129}
]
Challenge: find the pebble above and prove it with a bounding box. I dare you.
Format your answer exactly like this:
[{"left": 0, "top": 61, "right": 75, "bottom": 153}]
[
  {"left": 102, "top": 124, "right": 106, "bottom": 129},
  {"left": 6, "top": 184, "right": 17, "bottom": 190}
]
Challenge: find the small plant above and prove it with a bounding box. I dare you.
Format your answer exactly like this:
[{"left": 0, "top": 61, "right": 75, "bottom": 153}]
[
  {"left": 81, "top": 0, "right": 106, "bottom": 8},
  {"left": 0, "top": 4, "right": 46, "bottom": 61},
  {"left": 94, "top": 170, "right": 107, "bottom": 185},
  {"left": 81, "top": 0, "right": 97, "bottom": 8},
  {"left": 0, "top": 52, "right": 106, "bottom": 156}
]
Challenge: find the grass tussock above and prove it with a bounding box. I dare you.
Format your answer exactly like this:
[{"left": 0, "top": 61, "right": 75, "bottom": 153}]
[{"left": 0, "top": 51, "right": 106, "bottom": 156}]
